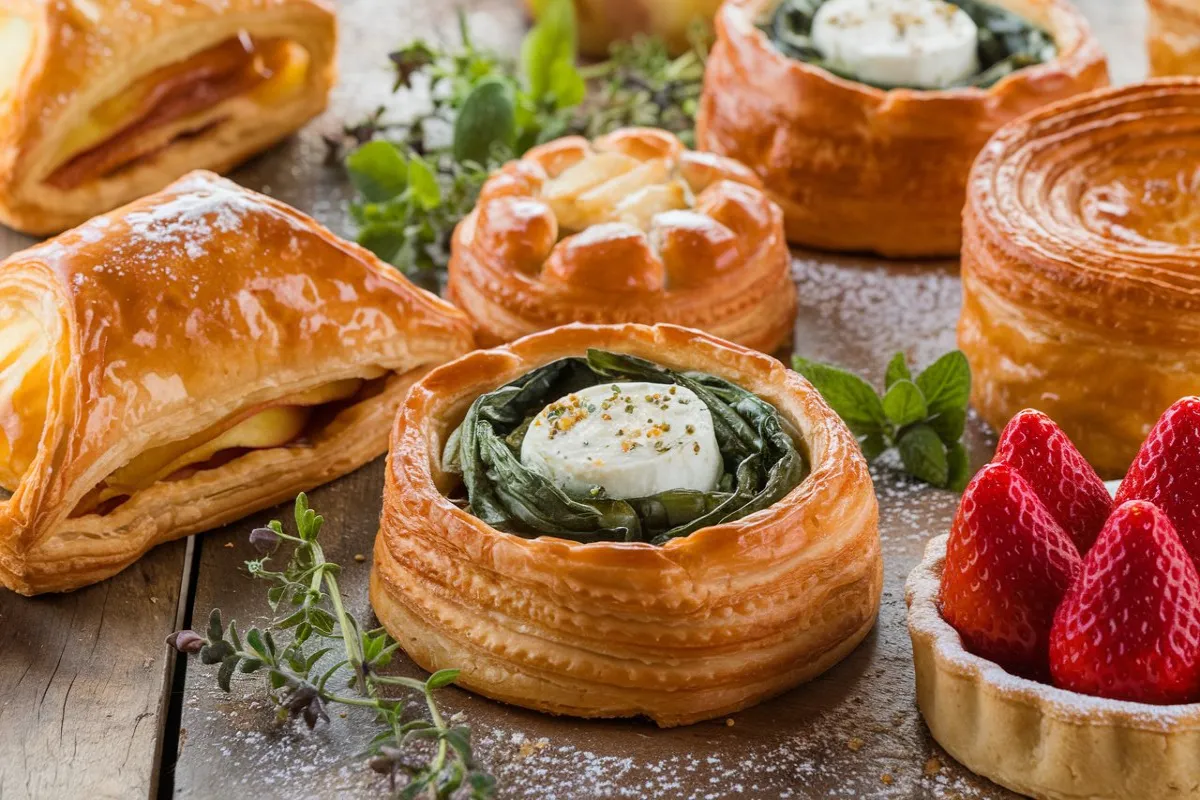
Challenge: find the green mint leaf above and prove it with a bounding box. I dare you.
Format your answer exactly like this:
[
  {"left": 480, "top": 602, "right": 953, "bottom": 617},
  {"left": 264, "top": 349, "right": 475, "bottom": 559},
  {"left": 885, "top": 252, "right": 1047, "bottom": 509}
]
[
  {"left": 407, "top": 157, "right": 442, "bottom": 210},
  {"left": 884, "top": 352, "right": 912, "bottom": 389},
  {"left": 521, "top": 0, "right": 577, "bottom": 102},
  {"left": 470, "top": 771, "right": 498, "bottom": 799},
  {"left": 929, "top": 406, "right": 967, "bottom": 444},
  {"left": 947, "top": 441, "right": 970, "bottom": 492},
  {"left": 443, "top": 726, "right": 475, "bottom": 765},
  {"left": 881, "top": 379, "right": 928, "bottom": 427},
  {"left": 426, "top": 668, "right": 461, "bottom": 691},
  {"left": 453, "top": 78, "right": 517, "bottom": 165},
  {"left": 389, "top": 42, "right": 436, "bottom": 90},
  {"left": 915, "top": 350, "right": 971, "bottom": 417},
  {"left": 548, "top": 56, "right": 586, "bottom": 108},
  {"left": 791, "top": 356, "right": 886, "bottom": 435},
  {"left": 898, "top": 424, "right": 950, "bottom": 488},
  {"left": 345, "top": 141, "right": 408, "bottom": 203},
  {"left": 859, "top": 432, "right": 887, "bottom": 462}
]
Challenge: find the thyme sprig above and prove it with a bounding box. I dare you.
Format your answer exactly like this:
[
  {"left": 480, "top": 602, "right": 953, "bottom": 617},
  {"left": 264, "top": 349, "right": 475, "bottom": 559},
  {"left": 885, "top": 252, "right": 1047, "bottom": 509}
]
[{"left": 168, "top": 495, "right": 494, "bottom": 799}]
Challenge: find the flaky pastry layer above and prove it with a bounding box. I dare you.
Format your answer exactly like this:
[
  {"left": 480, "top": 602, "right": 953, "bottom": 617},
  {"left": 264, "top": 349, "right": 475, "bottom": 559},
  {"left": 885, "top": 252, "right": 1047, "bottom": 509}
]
[
  {"left": 0, "top": 0, "right": 336, "bottom": 235},
  {"left": 0, "top": 171, "right": 474, "bottom": 594},
  {"left": 1149, "top": 0, "right": 1200, "bottom": 77},
  {"left": 446, "top": 128, "right": 796, "bottom": 354},
  {"left": 371, "top": 323, "right": 881, "bottom": 727},
  {"left": 907, "top": 535, "right": 1200, "bottom": 800},
  {"left": 960, "top": 79, "right": 1200, "bottom": 478},
  {"left": 695, "top": 0, "right": 1108, "bottom": 257}
]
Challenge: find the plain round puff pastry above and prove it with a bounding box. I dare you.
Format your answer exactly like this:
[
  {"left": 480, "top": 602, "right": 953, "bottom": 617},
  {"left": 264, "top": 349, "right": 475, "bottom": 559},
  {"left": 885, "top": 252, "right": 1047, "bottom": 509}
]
[
  {"left": 695, "top": 0, "right": 1108, "bottom": 257},
  {"left": 908, "top": 535, "right": 1200, "bottom": 800},
  {"left": 1148, "top": 0, "right": 1200, "bottom": 76},
  {"left": 960, "top": 80, "right": 1200, "bottom": 479},
  {"left": 445, "top": 128, "right": 796, "bottom": 353},
  {"left": 371, "top": 323, "right": 882, "bottom": 726}
]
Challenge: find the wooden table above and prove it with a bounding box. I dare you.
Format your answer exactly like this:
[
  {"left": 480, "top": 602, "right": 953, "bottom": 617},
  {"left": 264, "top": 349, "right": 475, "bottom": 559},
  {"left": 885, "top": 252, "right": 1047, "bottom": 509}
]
[{"left": 0, "top": 2, "right": 1149, "bottom": 798}]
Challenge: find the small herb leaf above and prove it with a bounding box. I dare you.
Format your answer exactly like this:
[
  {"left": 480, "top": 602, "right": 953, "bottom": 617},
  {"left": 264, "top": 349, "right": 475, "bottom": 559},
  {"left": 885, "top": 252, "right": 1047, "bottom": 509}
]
[
  {"left": 453, "top": 78, "right": 517, "bottom": 165},
  {"left": 898, "top": 424, "right": 950, "bottom": 488},
  {"left": 947, "top": 440, "right": 971, "bottom": 492},
  {"left": 915, "top": 350, "right": 971, "bottom": 417},
  {"left": 792, "top": 356, "right": 886, "bottom": 434},
  {"left": 884, "top": 352, "right": 911, "bottom": 389},
  {"left": 881, "top": 379, "right": 928, "bottom": 427},
  {"left": 346, "top": 140, "right": 408, "bottom": 203}
]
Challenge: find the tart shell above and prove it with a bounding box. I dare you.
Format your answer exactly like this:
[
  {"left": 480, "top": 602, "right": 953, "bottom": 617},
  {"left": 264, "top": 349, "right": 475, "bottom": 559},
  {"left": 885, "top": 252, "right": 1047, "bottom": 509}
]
[
  {"left": 695, "top": 0, "right": 1109, "bottom": 257},
  {"left": 907, "top": 534, "right": 1200, "bottom": 800},
  {"left": 371, "top": 322, "right": 882, "bottom": 727}
]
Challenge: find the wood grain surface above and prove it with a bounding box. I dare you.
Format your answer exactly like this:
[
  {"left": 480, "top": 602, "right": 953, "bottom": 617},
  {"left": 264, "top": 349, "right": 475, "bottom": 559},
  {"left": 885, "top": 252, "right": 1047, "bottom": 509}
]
[{"left": 0, "top": 1, "right": 1150, "bottom": 798}]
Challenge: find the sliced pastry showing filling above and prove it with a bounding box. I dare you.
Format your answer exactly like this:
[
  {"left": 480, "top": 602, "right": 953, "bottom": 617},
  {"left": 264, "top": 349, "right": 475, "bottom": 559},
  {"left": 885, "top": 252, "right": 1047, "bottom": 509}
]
[
  {"left": 0, "top": 171, "right": 474, "bottom": 595},
  {"left": 446, "top": 128, "right": 796, "bottom": 354},
  {"left": 1148, "top": 0, "right": 1200, "bottom": 76},
  {"left": 907, "top": 401, "right": 1200, "bottom": 800},
  {"left": 695, "top": 0, "right": 1108, "bottom": 257},
  {"left": 0, "top": 0, "right": 336, "bottom": 236},
  {"left": 372, "top": 323, "right": 882, "bottom": 726},
  {"left": 960, "top": 80, "right": 1200, "bottom": 479}
]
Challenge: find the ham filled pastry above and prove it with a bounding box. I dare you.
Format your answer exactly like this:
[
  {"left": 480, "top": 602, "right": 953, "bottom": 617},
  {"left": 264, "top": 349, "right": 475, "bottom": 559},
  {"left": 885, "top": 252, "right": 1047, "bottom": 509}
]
[
  {"left": 0, "top": 0, "right": 336, "bottom": 235},
  {"left": 0, "top": 171, "right": 474, "bottom": 595}
]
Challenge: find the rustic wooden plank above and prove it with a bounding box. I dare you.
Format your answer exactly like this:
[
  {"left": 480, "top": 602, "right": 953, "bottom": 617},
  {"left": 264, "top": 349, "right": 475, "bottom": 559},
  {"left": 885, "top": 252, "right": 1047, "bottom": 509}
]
[{"left": 0, "top": 539, "right": 190, "bottom": 800}]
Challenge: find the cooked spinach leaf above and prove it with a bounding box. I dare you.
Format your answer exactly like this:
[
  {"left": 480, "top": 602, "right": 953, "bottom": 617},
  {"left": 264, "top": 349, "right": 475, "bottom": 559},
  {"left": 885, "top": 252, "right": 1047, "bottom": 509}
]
[
  {"left": 442, "top": 350, "right": 809, "bottom": 545},
  {"left": 764, "top": 0, "right": 1057, "bottom": 90}
]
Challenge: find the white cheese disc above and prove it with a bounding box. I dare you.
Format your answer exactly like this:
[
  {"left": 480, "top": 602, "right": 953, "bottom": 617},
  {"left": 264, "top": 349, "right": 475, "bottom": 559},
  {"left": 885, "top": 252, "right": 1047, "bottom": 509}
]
[
  {"left": 811, "top": 0, "right": 980, "bottom": 89},
  {"left": 520, "top": 381, "right": 723, "bottom": 500}
]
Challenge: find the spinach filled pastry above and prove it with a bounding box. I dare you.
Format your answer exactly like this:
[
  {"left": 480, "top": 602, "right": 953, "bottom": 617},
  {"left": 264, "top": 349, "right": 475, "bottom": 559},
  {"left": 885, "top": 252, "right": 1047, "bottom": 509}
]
[
  {"left": 0, "top": 171, "right": 474, "bottom": 595},
  {"left": 372, "top": 323, "right": 882, "bottom": 726},
  {"left": 695, "top": 0, "right": 1108, "bottom": 257},
  {"left": 0, "top": 0, "right": 336, "bottom": 236},
  {"left": 1148, "top": 0, "right": 1200, "bottom": 76},
  {"left": 446, "top": 128, "right": 795, "bottom": 353},
  {"left": 960, "top": 80, "right": 1200, "bottom": 479}
]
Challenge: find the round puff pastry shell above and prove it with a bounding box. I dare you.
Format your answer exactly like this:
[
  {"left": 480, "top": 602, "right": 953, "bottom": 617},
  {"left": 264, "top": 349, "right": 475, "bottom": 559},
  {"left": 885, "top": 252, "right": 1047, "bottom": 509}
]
[
  {"left": 371, "top": 322, "right": 882, "bottom": 727},
  {"left": 446, "top": 129, "right": 796, "bottom": 354},
  {"left": 1148, "top": 0, "right": 1200, "bottom": 77},
  {"left": 960, "top": 79, "right": 1200, "bottom": 479},
  {"left": 907, "top": 534, "right": 1200, "bottom": 800},
  {"left": 695, "top": 0, "right": 1108, "bottom": 257}
]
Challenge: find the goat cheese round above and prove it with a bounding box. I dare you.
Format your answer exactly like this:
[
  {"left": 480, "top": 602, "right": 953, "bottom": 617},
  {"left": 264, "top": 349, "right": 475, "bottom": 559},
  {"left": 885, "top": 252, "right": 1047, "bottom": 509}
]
[
  {"left": 811, "top": 0, "right": 980, "bottom": 89},
  {"left": 520, "top": 382, "right": 723, "bottom": 500}
]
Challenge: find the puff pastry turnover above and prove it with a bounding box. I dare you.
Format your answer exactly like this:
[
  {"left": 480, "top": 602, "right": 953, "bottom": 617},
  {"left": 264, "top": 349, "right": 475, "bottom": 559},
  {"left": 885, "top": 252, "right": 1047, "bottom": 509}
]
[
  {"left": 0, "top": 171, "right": 474, "bottom": 595},
  {"left": 371, "top": 322, "right": 882, "bottom": 726},
  {"left": 960, "top": 80, "right": 1200, "bottom": 479},
  {"left": 908, "top": 534, "right": 1200, "bottom": 800},
  {"left": 695, "top": 0, "right": 1108, "bottom": 257},
  {"left": 1148, "top": 0, "right": 1200, "bottom": 76},
  {"left": 0, "top": 0, "right": 336, "bottom": 235},
  {"left": 446, "top": 128, "right": 796, "bottom": 353}
]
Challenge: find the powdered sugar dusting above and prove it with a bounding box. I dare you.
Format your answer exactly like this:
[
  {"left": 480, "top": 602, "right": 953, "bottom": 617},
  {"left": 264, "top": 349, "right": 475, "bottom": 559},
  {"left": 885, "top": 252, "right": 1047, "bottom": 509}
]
[{"left": 121, "top": 173, "right": 259, "bottom": 261}]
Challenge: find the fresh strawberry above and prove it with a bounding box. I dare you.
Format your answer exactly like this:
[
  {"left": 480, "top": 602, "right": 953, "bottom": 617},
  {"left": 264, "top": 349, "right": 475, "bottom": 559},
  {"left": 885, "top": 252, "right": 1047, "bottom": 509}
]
[
  {"left": 993, "top": 409, "right": 1113, "bottom": 554},
  {"left": 939, "top": 463, "right": 1082, "bottom": 680},
  {"left": 1116, "top": 397, "right": 1200, "bottom": 566},
  {"left": 1049, "top": 500, "right": 1200, "bottom": 704}
]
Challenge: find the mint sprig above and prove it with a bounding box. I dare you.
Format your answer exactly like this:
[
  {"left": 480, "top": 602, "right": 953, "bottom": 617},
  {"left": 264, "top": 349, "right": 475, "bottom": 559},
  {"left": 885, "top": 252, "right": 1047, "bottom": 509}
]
[{"left": 792, "top": 351, "right": 972, "bottom": 491}]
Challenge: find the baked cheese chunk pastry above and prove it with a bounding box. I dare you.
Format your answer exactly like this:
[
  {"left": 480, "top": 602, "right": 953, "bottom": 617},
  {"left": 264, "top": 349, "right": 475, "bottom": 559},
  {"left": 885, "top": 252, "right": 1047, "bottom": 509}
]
[
  {"left": 0, "top": 0, "right": 336, "bottom": 235},
  {"left": 0, "top": 171, "right": 474, "bottom": 595}
]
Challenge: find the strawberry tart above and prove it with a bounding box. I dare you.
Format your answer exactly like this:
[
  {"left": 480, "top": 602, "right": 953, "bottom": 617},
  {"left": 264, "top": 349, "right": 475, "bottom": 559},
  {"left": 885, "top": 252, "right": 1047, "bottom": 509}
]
[{"left": 907, "top": 399, "right": 1200, "bottom": 800}]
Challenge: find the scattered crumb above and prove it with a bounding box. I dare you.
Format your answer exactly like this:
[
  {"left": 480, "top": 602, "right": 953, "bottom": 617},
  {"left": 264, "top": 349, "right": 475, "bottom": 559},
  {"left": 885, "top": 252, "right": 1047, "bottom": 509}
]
[
  {"left": 516, "top": 738, "right": 550, "bottom": 759},
  {"left": 225, "top": 542, "right": 235, "bottom": 549},
  {"left": 354, "top": 553, "right": 366, "bottom": 563},
  {"left": 725, "top": 718, "right": 735, "bottom": 727},
  {"left": 924, "top": 756, "right": 942, "bottom": 776},
  {"left": 848, "top": 737, "right": 865, "bottom": 752},
  {"left": 881, "top": 773, "right": 894, "bottom": 785},
  {"left": 143, "top": 657, "right": 155, "bottom": 668}
]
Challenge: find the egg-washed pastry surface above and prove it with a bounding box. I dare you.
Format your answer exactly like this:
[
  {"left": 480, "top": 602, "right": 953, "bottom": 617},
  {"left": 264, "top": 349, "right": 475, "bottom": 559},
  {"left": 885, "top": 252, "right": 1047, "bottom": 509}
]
[
  {"left": 446, "top": 128, "right": 796, "bottom": 353},
  {"left": 0, "top": 171, "right": 474, "bottom": 595},
  {"left": 695, "top": 0, "right": 1107, "bottom": 257},
  {"left": 960, "top": 80, "right": 1200, "bottom": 479},
  {"left": 372, "top": 323, "right": 882, "bottom": 726},
  {"left": 1148, "top": 0, "right": 1200, "bottom": 77},
  {"left": 0, "top": 0, "right": 336, "bottom": 236}
]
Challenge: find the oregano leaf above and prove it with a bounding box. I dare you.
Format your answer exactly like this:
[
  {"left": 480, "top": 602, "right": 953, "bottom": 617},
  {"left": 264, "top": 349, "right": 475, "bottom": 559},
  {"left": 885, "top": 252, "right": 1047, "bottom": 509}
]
[
  {"left": 453, "top": 78, "right": 517, "bottom": 165},
  {"left": 345, "top": 141, "right": 409, "bottom": 203},
  {"left": 426, "top": 668, "right": 461, "bottom": 691}
]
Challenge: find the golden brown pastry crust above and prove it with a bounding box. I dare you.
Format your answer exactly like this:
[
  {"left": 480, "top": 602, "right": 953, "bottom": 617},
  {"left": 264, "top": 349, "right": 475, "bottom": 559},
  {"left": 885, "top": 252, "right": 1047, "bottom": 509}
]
[
  {"left": 445, "top": 129, "right": 796, "bottom": 354},
  {"left": 525, "top": 0, "right": 722, "bottom": 58},
  {"left": 908, "top": 534, "right": 1200, "bottom": 800},
  {"left": 0, "top": 171, "right": 474, "bottom": 595},
  {"left": 371, "top": 322, "right": 882, "bottom": 727},
  {"left": 0, "top": 0, "right": 336, "bottom": 236},
  {"left": 960, "top": 80, "right": 1200, "bottom": 479},
  {"left": 695, "top": 0, "right": 1109, "bottom": 257},
  {"left": 1149, "top": 0, "right": 1200, "bottom": 77}
]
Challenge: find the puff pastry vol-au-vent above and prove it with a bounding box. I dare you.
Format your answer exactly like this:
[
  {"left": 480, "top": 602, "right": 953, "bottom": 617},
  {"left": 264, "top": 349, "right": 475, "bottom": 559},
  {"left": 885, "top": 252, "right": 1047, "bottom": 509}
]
[
  {"left": 695, "top": 0, "right": 1108, "bottom": 257},
  {"left": 445, "top": 128, "right": 796, "bottom": 354},
  {"left": 1148, "top": 0, "right": 1200, "bottom": 77},
  {"left": 907, "top": 404, "right": 1200, "bottom": 800},
  {"left": 0, "top": 0, "right": 336, "bottom": 236},
  {"left": 0, "top": 171, "right": 474, "bottom": 595},
  {"left": 371, "top": 323, "right": 882, "bottom": 726},
  {"left": 960, "top": 79, "right": 1200, "bottom": 479}
]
